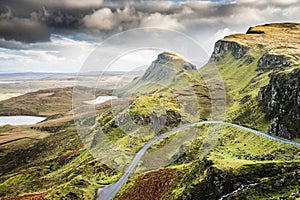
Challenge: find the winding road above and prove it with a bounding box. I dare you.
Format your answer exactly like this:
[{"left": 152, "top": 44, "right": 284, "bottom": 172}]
[{"left": 97, "top": 120, "right": 300, "bottom": 200}]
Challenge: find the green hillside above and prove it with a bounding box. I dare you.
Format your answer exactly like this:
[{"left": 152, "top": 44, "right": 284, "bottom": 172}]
[
  {"left": 115, "top": 23, "right": 300, "bottom": 200},
  {"left": 0, "top": 22, "right": 299, "bottom": 200}
]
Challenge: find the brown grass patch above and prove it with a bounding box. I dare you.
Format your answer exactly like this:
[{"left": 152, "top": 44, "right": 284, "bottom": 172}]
[
  {"left": 222, "top": 22, "right": 300, "bottom": 56},
  {"left": 118, "top": 168, "right": 178, "bottom": 200},
  {"left": 3, "top": 190, "right": 50, "bottom": 200}
]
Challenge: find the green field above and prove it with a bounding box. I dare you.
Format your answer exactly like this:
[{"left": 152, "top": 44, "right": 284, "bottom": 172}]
[{"left": 0, "top": 23, "right": 300, "bottom": 200}]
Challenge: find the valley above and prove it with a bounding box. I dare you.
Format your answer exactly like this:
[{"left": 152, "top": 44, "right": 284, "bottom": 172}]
[{"left": 0, "top": 22, "right": 300, "bottom": 200}]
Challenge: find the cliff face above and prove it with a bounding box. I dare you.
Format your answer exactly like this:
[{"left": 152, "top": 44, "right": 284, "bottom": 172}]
[
  {"left": 258, "top": 54, "right": 291, "bottom": 71},
  {"left": 210, "top": 40, "right": 291, "bottom": 70},
  {"left": 258, "top": 69, "right": 300, "bottom": 139},
  {"left": 209, "top": 41, "right": 249, "bottom": 62},
  {"left": 209, "top": 22, "right": 300, "bottom": 139}
]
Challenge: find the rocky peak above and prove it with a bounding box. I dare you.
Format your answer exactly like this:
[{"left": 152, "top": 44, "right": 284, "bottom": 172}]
[
  {"left": 142, "top": 52, "right": 196, "bottom": 81},
  {"left": 155, "top": 52, "right": 196, "bottom": 70},
  {"left": 156, "top": 52, "right": 180, "bottom": 62}
]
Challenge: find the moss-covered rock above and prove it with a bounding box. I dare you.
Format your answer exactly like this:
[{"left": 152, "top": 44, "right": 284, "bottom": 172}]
[{"left": 258, "top": 69, "right": 300, "bottom": 139}]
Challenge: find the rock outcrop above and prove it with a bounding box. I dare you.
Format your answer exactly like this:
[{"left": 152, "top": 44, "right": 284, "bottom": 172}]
[
  {"left": 142, "top": 52, "right": 196, "bottom": 81},
  {"left": 209, "top": 41, "right": 249, "bottom": 62},
  {"left": 179, "top": 166, "right": 234, "bottom": 200},
  {"left": 114, "top": 110, "right": 181, "bottom": 135},
  {"left": 246, "top": 27, "right": 265, "bottom": 34},
  {"left": 258, "top": 54, "right": 291, "bottom": 70},
  {"left": 149, "top": 110, "right": 181, "bottom": 134},
  {"left": 209, "top": 23, "right": 300, "bottom": 139},
  {"left": 258, "top": 69, "right": 300, "bottom": 139}
]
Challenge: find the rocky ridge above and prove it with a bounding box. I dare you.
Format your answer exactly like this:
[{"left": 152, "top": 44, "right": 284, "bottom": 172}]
[
  {"left": 209, "top": 40, "right": 249, "bottom": 62},
  {"left": 210, "top": 22, "right": 300, "bottom": 139},
  {"left": 142, "top": 52, "right": 196, "bottom": 81}
]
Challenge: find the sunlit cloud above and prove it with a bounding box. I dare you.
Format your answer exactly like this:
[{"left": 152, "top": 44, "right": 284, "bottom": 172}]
[{"left": 0, "top": 0, "right": 299, "bottom": 72}]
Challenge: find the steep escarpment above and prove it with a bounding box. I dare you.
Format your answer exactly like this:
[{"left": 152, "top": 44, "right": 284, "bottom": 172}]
[
  {"left": 209, "top": 40, "right": 250, "bottom": 62},
  {"left": 211, "top": 23, "right": 300, "bottom": 68},
  {"left": 258, "top": 69, "right": 300, "bottom": 139},
  {"left": 3, "top": 23, "right": 300, "bottom": 200},
  {"left": 117, "top": 23, "right": 300, "bottom": 200},
  {"left": 92, "top": 23, "right": 300, "bottom": 200},
  {"left": 156, "top": 23, "right": 300, "bottom": 200},
  {"left": 207, "top": 22, "right": 300, "bottom": 138},
  {"left": 222, "top": 23, "right": 300, "bottom": 57}
]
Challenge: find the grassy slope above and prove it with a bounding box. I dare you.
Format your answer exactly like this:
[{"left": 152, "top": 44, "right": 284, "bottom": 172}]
[
  {"left": 1, "top": 23, "right": 300, "bottom": 200},
  {"left": 0, "top": 87, "right": 112, "bottom": 117},
  {"left": 224, "top": 23, "right": 300, "bottom": 58},
  {"left": 115, "top": 23, "right": 300, "bottom": 200},
  {"left": 116, "top": 124, "right": 300, "bottom": 200},
  {"left": 0, "top": 88, "right": 73, "bottom": 117},
  {"left": 203, "top": 48, "right": 271, "bottom": 131},
  {"left": 0, "top": 88, "right": 119, "bottom": 199},
  {"left": 92, "top": 53, "right": 211, "bottom": 156},
  {"left": 0, "top": 123, "right": 121, "bottom": 199}
]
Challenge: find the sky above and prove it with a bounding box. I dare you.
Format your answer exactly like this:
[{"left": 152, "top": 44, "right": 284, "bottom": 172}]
[{"left": 0, "top": 0, "right": 299, "bottom": 73}]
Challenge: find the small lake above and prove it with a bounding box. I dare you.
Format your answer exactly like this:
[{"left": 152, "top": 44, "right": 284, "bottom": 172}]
[
  {"left": 85, "top": 96, "right": 118, "bottom": 105},
  {"left": 0, "top": 116, "right": 46, "bottom": 126}
]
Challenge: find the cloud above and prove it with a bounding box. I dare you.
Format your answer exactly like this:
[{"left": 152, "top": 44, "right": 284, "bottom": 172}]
[
  {"left": 83, "top": 8, "right": 116, "bottom": 30},
  {"left": 58, "top": 0, "right": 104, "bottom": 9},
  {"left": 0, "top": 35, "right": 95, "bottom": 72},
  {"left": 0, "top": 0, "right": 300, "bottom": 72},
  {"left": 0, "top": 18, "right": 50, "bottom": 43},
  {"left": 81, "top": 0, "right": 300, "bottom": 36},
  {"left": 1, "top": 0, "right": 104, "bottom": 12},
  {"left": 1, "top": 0, "right": 300, "bottom": 43},
  {"left": 82, "top": 5, "right": 139, "bottom": 32},
  {"left": 0, "top": 6, "right": 50, "bottom": 43},
  {"left": 82, "top": 5, "right": 184, "bottom": 32},
  {"left": 213, "top": 28, "right": 234, "bottom": 40},
  {"left": 235, "top": 0, "right": 299, "bottom": 7},
  {"left": 30, "top": 8, "right": 84, "bottom": 29},
  {"left": 140, "top": 12, "right": 184, "bottom": 30}
]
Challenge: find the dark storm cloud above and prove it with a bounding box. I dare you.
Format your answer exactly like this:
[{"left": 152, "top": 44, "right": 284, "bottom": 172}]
[
  {"left": 30, "top": 8, "right": 85, "bottom": 29},
  {"left": 80, "top": 0, "right": 300, "bottom": 35},
  {"left": 0, "top": 0, "right": 104, "bottom": 16},
  {"left": 0, "top": 0, "right": 299, "bottom": 73},
  {"left": 0, "top": 0, "right": 300, "bottom": 43},
  {"left": 0, "top": 0, "right": 104, "bottom": 42},
  {"left": 0, "top": 18, "right": 50, "bottom": 43},
  {"left": 0, "top": 7, "right": 50, "bottom": 43}
]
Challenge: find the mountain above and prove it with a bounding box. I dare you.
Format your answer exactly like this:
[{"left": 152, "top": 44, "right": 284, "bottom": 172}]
[
  {"left": 141, "top": 52, "right": 196, "bottom": 81},
  {"left": 108, "top": 51, "right": 210, "bottom": 136},
  {"left": 115, "top": 23, "right": 300, "bottom": 200},
  {"left": 0, "top": 23, "right": 299, "bottom": 200},
  {"left": 208, "top": 22, "right": 300, "bottom": 139},
  {"left": 119, "top": 51, "right": 199, "bottom": 95}
]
